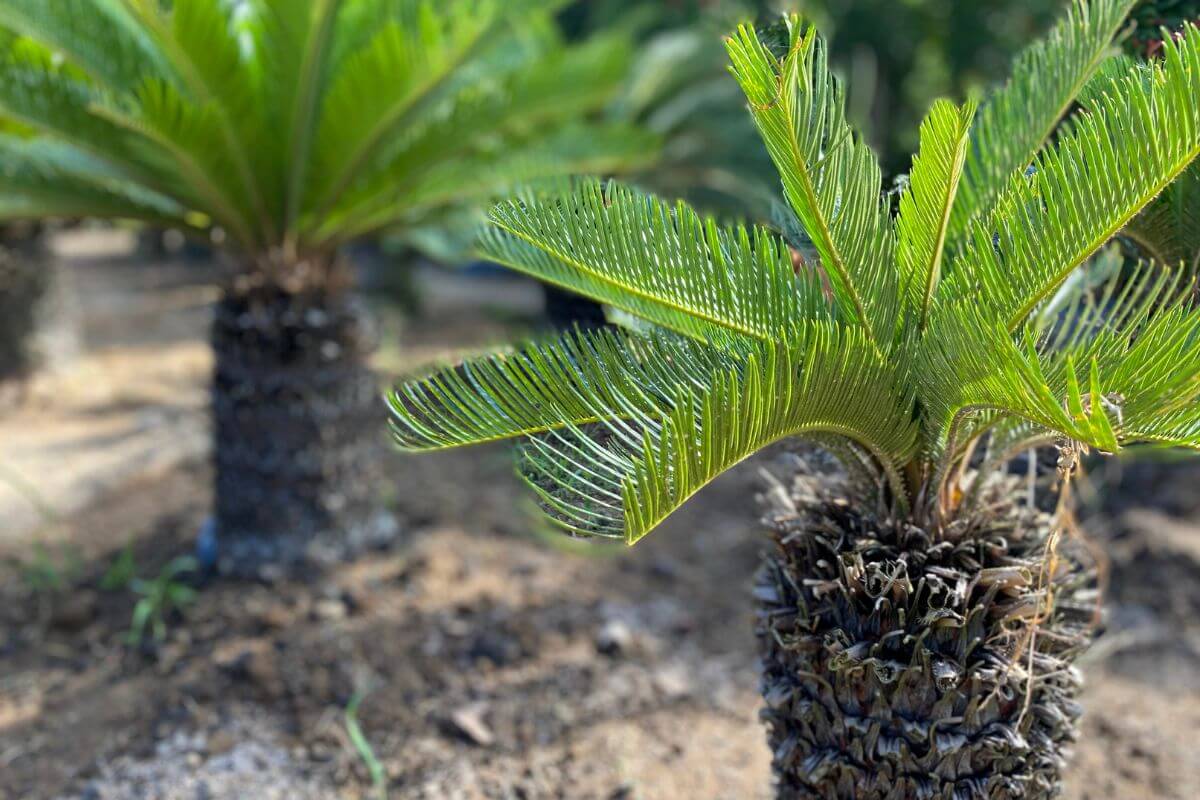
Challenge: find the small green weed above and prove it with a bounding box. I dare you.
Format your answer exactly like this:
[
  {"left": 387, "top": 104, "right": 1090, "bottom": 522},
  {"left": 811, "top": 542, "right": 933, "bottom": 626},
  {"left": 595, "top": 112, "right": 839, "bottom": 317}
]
[
  {"left": 127, "top": 556, "right": 199, "bottom": 646},
  {"left": 345, "top": 689, "right": 388, "bottom": 800}
]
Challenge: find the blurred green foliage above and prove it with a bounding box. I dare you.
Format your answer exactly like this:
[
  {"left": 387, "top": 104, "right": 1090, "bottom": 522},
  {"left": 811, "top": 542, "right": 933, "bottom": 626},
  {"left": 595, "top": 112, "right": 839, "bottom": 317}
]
[
  {"left": 565, "top": 1, "right": 1067, "bottom": 178},
  {"left": 567, "top": 0, "right": 1199, "bottom": 181}
]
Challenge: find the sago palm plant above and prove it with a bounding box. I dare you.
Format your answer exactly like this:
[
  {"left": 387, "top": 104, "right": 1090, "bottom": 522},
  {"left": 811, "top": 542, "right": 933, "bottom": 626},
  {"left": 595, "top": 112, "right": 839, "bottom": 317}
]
[
  {"left": 0, "top": 0, "right": 652, "bottom": 573},
  {"left": 389, "top": 1, "right": 1200, "bottom": 796}
]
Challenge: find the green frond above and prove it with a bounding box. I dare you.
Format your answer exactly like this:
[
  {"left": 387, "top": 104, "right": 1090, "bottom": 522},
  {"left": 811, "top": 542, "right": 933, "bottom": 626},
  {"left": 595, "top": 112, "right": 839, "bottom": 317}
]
[
  {"left": 896, "top": 99, "right": 976, "bottom": 330},
  {"left": 1088, "top": 299, "right": 1200, "bottom": 449},
  {"left": 113, "top": 0, "right": 276, "bottom": 242},
  {"left": 0, "top": 131, "right": 186, "bottom": 223},
  {"left": 96, "top": 78, "right": 258, "bottom": 247},
  {"left": 948, "top": 0, "right": 1136, "bottom": 242},
  {"left": 0, "top": 39, "right": 155, "bottom": 181},
  {"left": 249, "top": 0, "right": 339, "bottom": 235},
  {"left": 311, "top": 31, "right": 648, "bottom": 241},
  {"left": 924, "top": 257, "right": 1200, "bottom": 459},
  {"left": 1123, "top": 162, "right": 1200, "bottom": 270},
  {"left": 518, "top": 323, "right": 918, "bottom": 542},
  {"left": 1081, "top": 55, "right": 1200, "bottom": 271},
  {"left": 921, "top": 301, "right": 1122, "bottom": 459},
  {"left": 0, "top": 0, "right": 164, "bottom": 92},
  {"left": 478, "top": 180, "right": 829, "bottom": 344},
  {"left": 323, "top": 124, "right": 657, "bottom": 243},
  {"left": 305, "top": 0, "right": 497, "bottom": 218},
  {"left": 943, "top": 25, "right": 1200, "bottom": 333},
  {"left": 167, "top": 0, "right": 276, "bottom": 232},
  {"left": 725, "top": 17, "right": 898, "bottom": 346},
  {"left": 387, "top": 327, "right": 743, "bottom": 452},
  {"left": 0, "top": 0, "right": 638, "bottom": 259}
]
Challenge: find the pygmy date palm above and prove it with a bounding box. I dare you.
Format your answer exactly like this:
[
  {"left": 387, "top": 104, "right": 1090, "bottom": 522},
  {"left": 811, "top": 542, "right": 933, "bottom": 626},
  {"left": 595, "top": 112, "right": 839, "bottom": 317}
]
[
  {"left": 389, "top": 1, "right": 1200, "bottom": 796},
  {"left": 0, "top": 0, "right": 652, "bottom": 572}
]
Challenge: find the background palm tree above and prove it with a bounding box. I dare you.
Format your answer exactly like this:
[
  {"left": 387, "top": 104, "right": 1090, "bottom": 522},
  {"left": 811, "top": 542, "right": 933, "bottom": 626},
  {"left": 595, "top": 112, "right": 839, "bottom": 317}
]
[
  {"left": 0, "top": 0, "right": 654, "bottom": 574},
  {"left": 388, "top": 1, "right": 1200, "bottom": 796},
  {"left": 0, "top": 222, "right": 45, "bottom": 386}
]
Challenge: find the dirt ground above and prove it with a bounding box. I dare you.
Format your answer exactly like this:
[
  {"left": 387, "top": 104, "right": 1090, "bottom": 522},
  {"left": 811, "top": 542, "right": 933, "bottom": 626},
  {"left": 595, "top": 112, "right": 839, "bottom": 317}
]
[{"left": 1, "top": 234, "right": 1198, "bottom": 800}]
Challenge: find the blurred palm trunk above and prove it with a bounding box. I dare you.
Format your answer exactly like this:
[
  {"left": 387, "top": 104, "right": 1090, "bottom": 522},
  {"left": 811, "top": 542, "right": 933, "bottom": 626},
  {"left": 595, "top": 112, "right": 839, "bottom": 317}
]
[
  {"left": 210, "top": 263, "right": 397, "bottom": 576},
  {"left": 0, "top": 224, "right": 79, "bottom": 402}
]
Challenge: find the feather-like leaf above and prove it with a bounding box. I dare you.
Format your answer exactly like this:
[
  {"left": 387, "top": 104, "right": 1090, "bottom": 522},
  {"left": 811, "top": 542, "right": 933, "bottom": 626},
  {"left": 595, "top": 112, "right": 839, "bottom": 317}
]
[
  {"left": 896, "top": 99, "right": 976, "bottom": 329},
  {"left": 388, "top": 327, "right": 743, "bottom": 452},
  {"left": 479, "top": 179, "right": 829, "bottom": 344},
  {"left": 943, "top": 26, "right": 1200, "bottom": 332},
  {"left": 948, "top": 0, "right": 1136, "bottom": 242},
  {"left": 519, "top": 323, "right": 918, "bottom": 541},
  {"left": 726, "top": 17, "right": 899, "bottom": 346}
]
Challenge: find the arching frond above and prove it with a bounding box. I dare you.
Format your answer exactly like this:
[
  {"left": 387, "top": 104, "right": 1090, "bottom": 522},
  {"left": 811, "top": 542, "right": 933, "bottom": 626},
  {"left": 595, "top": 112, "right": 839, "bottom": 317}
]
[
  {"left": 1082, "top": 54, "right": 1200, "bottom": 272},
  {"left": 947, "top": 0, "right": 1136, "bottom": 243},
  {"left": 0, "top": 39, "right": 154, "bottom": 182},
  {"left": 249, "top": 0, "right": 339, "bottom": 235},
  {"left": 725, "top": 17, "right": 898, "bottom": 346},
  {"left": 97, "top": 78, "right": 258, "bottom": 247},
  {"left": 896, "top": 99, "right": 976, "bottom": 330},
  {"left": 121, "top": 0, "right": 274, "bottom": 242},
  {"left": 323, "top": 124, "right": 656, "bottom": 242},
  {"left": 921, "top": 301, "right": 1122, "bottom": 460},
  {"left": 518, "top": 323, "right": 918, "bottom": 542},
  {"left": 0, "top": 0, "right": 641, "bottom": 257},
  {"left": 479, "top": 180, "right": 829, "bottom": 344},
  {"left": 310, "top": 31, "right": 648, "bottom": 239},
  {"left": 0, "top": 132, "right": 185, "bottom": 223},
  {"left": 0, "top": 0, "right": 163, "bottom": 92},
  {"left": 924, "top": 258, "right": 1200, "bottom": 460},
  {"left": 388, "top": 327, "right": 743, "bottom": 452},
  {"left": 305, "top": 0, "right": 498, "bottom": 217},
  {"left": 1123, "top": 163, "right": 1200, "bottom": 271},
  {"left": 943, "top": 26, "right": 1200, "bottom": 333}
]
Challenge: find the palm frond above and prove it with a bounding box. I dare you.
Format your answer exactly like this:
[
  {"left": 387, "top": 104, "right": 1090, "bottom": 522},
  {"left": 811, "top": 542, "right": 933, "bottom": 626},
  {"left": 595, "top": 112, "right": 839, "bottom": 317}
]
[
  {"left": 388, "top": 327, "right": 742, "bottom": 452},
  {"left": 921, "top": 301, "right": 1122, "bottom": 460},
  {"left": 95, "top": 78, "right": 258, "bottom": 247},
  {"left": 1082, "top": 53, "right": 1200, "bottom": 271},
  {"left": 0, "top": 0, "right": 637, "bottom": 261},
  {"left": 248, "top": 0, "right": 339, "bottom": 235},
  {"left": 896, "top": 99, "right": 976, "bottom": 330},
  {"left": 323, "top": 124, "right": 657, "bottom": 243},
  {"left": 305, "top": 0, "right": 497, "bottom": 219},
  {"left": 943, "top": 25, "right": 1200, "bottom": 333},
  {"left": 0, "top": 39, "right": 154, "bottom": 181},
  {"left": 478, "top": 180, "right": 829, "bottom": 344},
  {"left": 518, "top": 323, "right": 918, "bottom": 541},
  {"left": 312, "top": 31, "right": 648, "bottom": 241},
  {"left": 726, "top": 17, "right": 898, "bottom": 346},
  {"left": 1123, "top": 162, "right": 1200, "bottom": 270},
  {"left": 947, "top": 0, "right": 1136, "bottom": 243},
  {"left": 924, "top": 256, "right": 1200, "bottom": 461},
  {"left": 0, "top": 131, "right": 186, "bottom": 223},
  {"left": 0, "top": 0, "right": 164, "bottom": 92},
  {"left": 129, "top": 0, "right": 275, "bottom": 241}
]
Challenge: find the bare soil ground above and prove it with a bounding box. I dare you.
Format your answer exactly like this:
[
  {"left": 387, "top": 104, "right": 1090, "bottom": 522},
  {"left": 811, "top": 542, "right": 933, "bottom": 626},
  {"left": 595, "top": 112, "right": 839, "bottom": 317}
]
[{"left": 1, "top": 234, "right": 1198, "bottom": 799}]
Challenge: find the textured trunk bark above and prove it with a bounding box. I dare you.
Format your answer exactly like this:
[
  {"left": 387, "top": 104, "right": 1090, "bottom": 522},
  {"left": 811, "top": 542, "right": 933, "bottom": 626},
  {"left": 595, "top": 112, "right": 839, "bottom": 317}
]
[
  {"left": 0, "top": 244, "right": 46, "bottom": 383},
  {"left": 756, "top": 470, "right": 1095, "bottom": 799},
  {"left": 211, "top": 283, "right": 397, "bottom": 576}
]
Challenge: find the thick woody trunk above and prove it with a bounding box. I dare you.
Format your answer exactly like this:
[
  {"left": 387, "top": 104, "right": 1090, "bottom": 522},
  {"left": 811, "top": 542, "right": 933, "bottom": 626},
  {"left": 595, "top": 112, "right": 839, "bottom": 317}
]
[
  {"left": 756, "top": 471, "right": 1095, "bottom": 799},
  {"left": 0, "top": 244, "right": 45, "bottom": 384},
  {"left": 210, "top": 281, "right": 397, "bottom": 576},
  {"left": 0, "top": 229, "right": 77, "bottom": 398}
]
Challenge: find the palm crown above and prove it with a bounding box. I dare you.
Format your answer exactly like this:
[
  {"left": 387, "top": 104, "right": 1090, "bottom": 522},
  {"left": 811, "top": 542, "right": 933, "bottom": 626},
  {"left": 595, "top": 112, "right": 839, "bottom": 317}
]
[
  {"left": 0, "top": 0, "right": 652, "bottom": 267},
  {"left": 390, "top": 0, "right": 1200, "bottom": 543}
]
